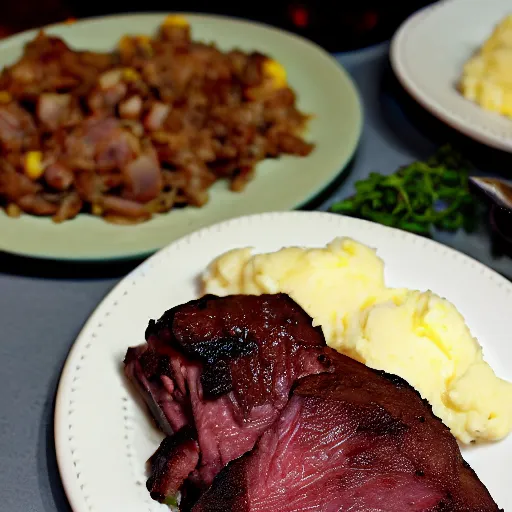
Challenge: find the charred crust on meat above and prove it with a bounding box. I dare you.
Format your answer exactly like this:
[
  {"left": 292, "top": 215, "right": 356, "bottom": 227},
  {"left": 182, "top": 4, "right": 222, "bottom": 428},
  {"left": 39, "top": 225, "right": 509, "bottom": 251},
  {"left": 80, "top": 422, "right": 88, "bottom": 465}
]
[
  {"left": 374, "top": 369, "right": 410, "bottom": 389},
  {"left": 431, "top": 492, "right": 456, "bottom": 511},
  {"left": 124, "top": 345, "right": 144, "bottom": 365},
  {"left": 139, "top": 348, "right": 172, "bottom": 381},
  {"left": 181, "top": 331, "right": 258, "bottom": 364},
  {"left": 147, "top": 426, "right": 199, "bottom": 503},
  {"left": 179, "top": 480, "right": 204, "bottom": 512},
  {"left": 373, "top": 367, "right": 448, "bottom": 425},
  {"left": 195, "top": 294, "right": 214, "bottom": 310},
  {"left": 317, "top": 353, "right": 332, "bottom": 367},
  {"left": 192, "top": 455, "right": 250, "bottom": 511},
  {"left": 355, "top": 405, "right": 409, "bottom": 438},
  {"left": 145, "top": 318, "right": 159, "bottom": 340},
  {"left": 201, "top": 359, "right": 233, "bottom": 398}
]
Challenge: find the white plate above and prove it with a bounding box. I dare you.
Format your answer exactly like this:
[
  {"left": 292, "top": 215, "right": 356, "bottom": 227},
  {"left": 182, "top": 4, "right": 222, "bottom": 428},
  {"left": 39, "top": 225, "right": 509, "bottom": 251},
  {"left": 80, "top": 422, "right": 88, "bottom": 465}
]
[
  {"left": 0, "top": 13, "right": 362, "bottom": 261},
  {"left": 391, "top": 0, "right": 512, "bottom": 152},
  {"left": 54, "top": 211, "right": 512, "bottom": 511}
]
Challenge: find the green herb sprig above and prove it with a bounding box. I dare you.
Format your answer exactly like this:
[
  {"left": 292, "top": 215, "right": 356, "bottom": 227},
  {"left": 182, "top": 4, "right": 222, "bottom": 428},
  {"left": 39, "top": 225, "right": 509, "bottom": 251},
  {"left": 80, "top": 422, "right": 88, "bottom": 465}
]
[
  {"left": 163, "top": 495, "right": 179, "bottom": 509},
  {"left": 330, "top": 145, "right": 479, "bottom": 235}
]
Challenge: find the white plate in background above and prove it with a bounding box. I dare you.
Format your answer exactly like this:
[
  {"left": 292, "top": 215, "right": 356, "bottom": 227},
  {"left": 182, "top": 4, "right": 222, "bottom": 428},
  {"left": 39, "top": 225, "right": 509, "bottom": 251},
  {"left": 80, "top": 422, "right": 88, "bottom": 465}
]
[{"left": 391, "top": 0, "right": 512, "bottom": 152}]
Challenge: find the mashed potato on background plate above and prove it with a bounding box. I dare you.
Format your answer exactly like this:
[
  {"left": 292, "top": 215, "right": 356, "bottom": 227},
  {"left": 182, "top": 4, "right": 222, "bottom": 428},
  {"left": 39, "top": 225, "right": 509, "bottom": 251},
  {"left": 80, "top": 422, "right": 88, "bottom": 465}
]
[{"left": 202, "top": 237, "right": 512, "bottom": 444}]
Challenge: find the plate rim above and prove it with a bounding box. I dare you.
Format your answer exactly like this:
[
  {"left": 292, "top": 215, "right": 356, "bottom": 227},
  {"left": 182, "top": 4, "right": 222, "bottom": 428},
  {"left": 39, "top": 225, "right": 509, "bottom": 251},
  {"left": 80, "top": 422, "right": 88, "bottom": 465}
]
[
  {"left": 0, "top": 12, "right": 362, "bottom": 263},
  {"left": 54, "top": 210, "right": 512, "bottom": 512},
  {"left": 390, "top": 0, "right": 512, "bottom": 153}
]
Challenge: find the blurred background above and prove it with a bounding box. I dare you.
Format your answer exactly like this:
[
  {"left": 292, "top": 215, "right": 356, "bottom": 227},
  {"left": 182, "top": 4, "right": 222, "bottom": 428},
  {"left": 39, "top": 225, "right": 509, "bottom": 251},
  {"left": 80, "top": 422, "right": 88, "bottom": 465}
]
[{"left": 1, "top": 1, "right": 437, "bottom": 51}]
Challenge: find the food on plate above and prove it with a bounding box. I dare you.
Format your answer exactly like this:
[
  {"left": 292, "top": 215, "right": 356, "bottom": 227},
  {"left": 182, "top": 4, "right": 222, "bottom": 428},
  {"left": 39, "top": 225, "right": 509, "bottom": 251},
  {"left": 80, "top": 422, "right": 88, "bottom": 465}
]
[
  {"left": 0, "top": 16, "right": 313, "bottom": 224},
  {"left": 343, "top": 290, "right": 512, "bottom": 444},
  {"left": 330, "top": 145, "right": 479, "bottom": 235},
  {"left": 203, "top": 237, "right": 390, "bottom": 345},
  {"left": 124, "top": 294, "right": 500, "bottom": 511},
  {"left": 193, "top": 353, "right": 499, "bottom": 512},
  {"left": 459, "top": 14, "right": 512, "bottom": 117},
  {"left": 124, "top": 293, "right": 330, "bottom": 506},
  {"left": 203, "top": 237, "right": 512, "bottom": 443}
]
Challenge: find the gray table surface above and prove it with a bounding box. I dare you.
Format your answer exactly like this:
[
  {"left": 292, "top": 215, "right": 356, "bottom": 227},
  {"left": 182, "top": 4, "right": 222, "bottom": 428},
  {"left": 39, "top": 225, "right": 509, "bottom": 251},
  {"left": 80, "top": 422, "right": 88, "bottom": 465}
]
[{"left": 1, "top": 43, "right": 511, "bottom": 512}]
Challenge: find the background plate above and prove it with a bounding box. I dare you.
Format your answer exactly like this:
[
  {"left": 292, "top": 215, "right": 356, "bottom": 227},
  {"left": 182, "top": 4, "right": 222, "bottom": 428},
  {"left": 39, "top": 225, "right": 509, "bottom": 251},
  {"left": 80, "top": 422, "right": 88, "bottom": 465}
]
[
  {"left": 54, "top": 211, "right": 511, "bottom": 512},
  {"left": 391, "top": 0, "right": 512, "bottom": 152},
  {"left": 0, "top": 13, "right": 361, "bottom": 261}
]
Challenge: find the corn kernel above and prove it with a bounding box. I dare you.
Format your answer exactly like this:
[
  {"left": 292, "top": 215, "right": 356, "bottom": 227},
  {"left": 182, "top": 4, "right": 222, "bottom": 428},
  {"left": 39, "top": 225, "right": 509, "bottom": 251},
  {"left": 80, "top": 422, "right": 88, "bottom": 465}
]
[
  {"left": 123, "top": 68, "right": 140, "bottom": 82},
  {"left": 263, "top": 59, "right": 287, "bottom": 88},
  {"left": 135, "top": 36, "right": 153, "bottom": 56},
  {"left": 119, "top": 35, "right": 153, "bottom": 57},
  {"left": 118, "top": 35, "right": 133, "bottom": 52},
  {"left": 24, "top": 151, "right": 44, "bottom": 180},
  {"left": 6, "top": 203, "right": 21, "bottom": 218},
  {"left": 0, "top": 91, "right": 11, "bottom": 103},
  {"left": 91, "top": 203, "right": 103, "bottom": 216},
  {"left": 135, "top": 35, "right": 151, "bottom": 44},
  {"left": 163, "top": 15, "right": 189, "bottom": 27}
]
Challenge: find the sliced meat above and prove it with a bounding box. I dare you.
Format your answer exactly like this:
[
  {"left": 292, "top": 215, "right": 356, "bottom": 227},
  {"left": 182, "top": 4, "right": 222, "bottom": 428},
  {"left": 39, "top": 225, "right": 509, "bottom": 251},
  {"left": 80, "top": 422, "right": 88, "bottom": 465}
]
[
  {"left": 95, "top": 128, "right": 138, "bottom": 172},
  {"left": 0, "top": 103, "right": 38, "bottom": 152},
  {"left": 65, "top": 117, "right": 118, "bottom": 168},
  {"left": 124, "top": 294, "right": 330, "bottom": 500},
  {"left": 65, "top": 117, "right": 138, "bottom": 172},
  {"left": 147, "top": 426, "right": 200, "bottom": 503},
  {"left": 193, "top": 352, "right": 501, "bottom": 512}
]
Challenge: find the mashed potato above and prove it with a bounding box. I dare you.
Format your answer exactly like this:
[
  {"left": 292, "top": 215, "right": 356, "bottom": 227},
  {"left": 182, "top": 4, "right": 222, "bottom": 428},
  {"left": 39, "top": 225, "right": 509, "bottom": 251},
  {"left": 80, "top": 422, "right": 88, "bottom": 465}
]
[{"left": 202, "top": 237, "right": 512, "bottom": 444}]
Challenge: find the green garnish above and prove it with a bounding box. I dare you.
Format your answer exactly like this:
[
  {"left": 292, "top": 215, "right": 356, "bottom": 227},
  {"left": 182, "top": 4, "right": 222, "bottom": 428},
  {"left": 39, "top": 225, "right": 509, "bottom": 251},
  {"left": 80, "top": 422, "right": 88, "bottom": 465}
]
[
  {"left": 163, "top": 495, "right": 178, "bottom": 508},
  {"left": 330, "top": 145, "right": 479, "bottom": 236}
]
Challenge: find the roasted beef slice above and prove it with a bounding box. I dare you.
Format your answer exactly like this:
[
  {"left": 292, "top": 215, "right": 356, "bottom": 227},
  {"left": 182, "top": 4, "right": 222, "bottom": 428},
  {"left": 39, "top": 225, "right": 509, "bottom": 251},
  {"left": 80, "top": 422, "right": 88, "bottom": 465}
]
[
  {"left": 192, "top": 352, "right": 501, "bottom": 512},
  {"left": 124, "top": 293, "right": 331, "bottom": 501}
]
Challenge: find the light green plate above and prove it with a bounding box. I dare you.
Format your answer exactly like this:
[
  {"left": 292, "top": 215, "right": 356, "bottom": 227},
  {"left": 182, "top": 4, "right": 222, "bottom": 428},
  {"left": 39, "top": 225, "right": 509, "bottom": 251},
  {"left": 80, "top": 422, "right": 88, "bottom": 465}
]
[{"left": 0, "top": 13, "right": 362, "bottom": 261}]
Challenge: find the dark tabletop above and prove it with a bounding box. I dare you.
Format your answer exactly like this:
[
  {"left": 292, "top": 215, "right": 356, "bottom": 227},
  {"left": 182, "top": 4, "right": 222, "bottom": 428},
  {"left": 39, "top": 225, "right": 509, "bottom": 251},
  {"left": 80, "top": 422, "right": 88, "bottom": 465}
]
[{"left": 1, "top": 43, "right": 511, "bottom": 512}]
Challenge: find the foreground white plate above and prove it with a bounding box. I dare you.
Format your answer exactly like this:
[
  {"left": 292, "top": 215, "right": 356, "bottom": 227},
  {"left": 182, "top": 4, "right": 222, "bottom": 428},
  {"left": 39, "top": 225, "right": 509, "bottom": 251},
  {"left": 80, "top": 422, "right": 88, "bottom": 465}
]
[
  {"left": 391, "top": 0, "right": 512, "bottom": 152},
  {"left": 0, "top": 13, "right": 361, "bottom": 261},
  {"left": 55, "top": 211, "right": 512, "bottom": 511}
]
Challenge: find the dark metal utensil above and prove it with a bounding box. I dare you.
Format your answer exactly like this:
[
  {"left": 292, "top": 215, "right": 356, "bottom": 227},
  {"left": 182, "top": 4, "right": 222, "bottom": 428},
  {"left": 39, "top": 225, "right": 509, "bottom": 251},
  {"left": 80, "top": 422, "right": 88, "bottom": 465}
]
[
  {"left": 470, "top": 176, "right": 512, "bottom": 248},
  {"left": 469, "top": 176, "right": 512, "bottom": 211}
]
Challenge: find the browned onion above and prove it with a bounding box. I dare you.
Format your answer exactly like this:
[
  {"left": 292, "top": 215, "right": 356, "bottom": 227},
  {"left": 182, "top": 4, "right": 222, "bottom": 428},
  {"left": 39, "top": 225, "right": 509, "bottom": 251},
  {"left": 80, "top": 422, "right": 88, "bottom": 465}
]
[
  {"left": 44, "top": 162, "right": 74, "bottom": 191},
  {"left": 52, "top": 192, "right": 82, "bottom": 223},
  {"left": 119, "top": 96, "right": 143, "bottom": 120},
  {"left": 36, "top": 93, "right": 71, "bottom": 130},
  {"left": 144, "top": 102, "right": 170, "bottom": 131},
  {"left": 18, "top": 194, "right": 59, "bottom": 215},
  {"left": 122, "top": 152, "right": 162, "bottom": 203},
  {"left": 101, "top": 195, "right": 151, "bottom": 219}
]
